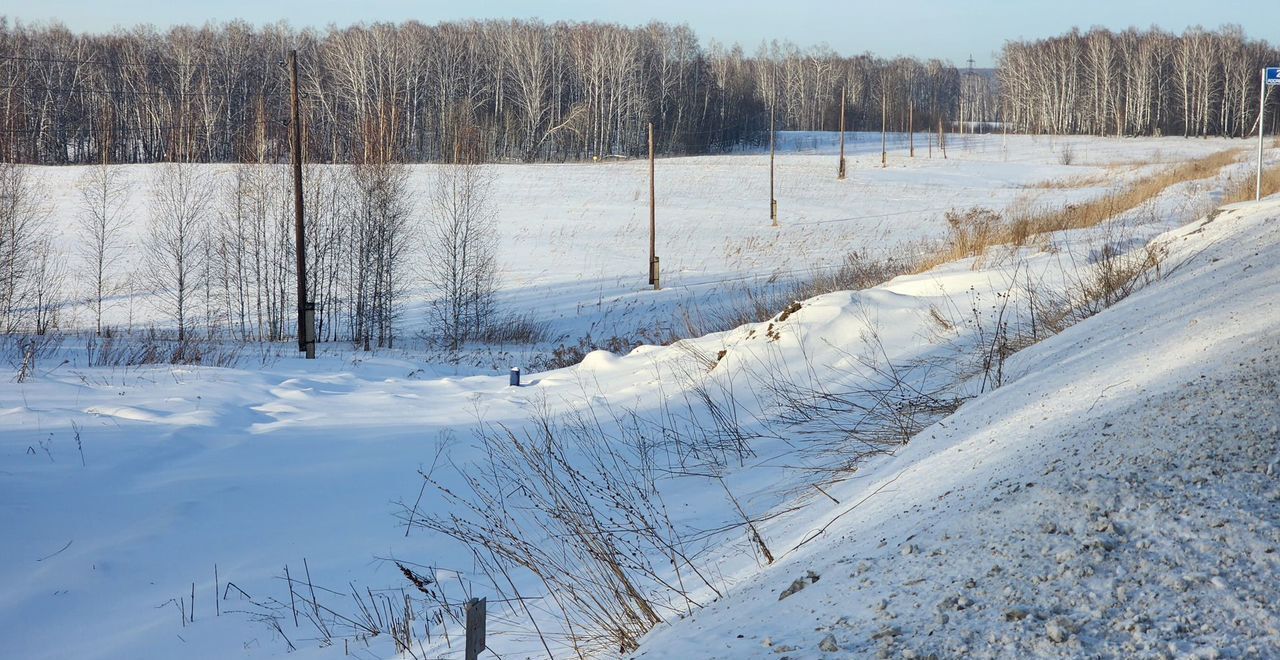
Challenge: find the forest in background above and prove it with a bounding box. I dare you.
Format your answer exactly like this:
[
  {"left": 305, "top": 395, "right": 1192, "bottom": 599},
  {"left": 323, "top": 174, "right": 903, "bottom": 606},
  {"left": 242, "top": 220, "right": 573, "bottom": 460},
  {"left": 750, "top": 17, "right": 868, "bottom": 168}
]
[
  {"left": 2, "top": 19, "right": 1275, "bottom": 166},
  {"left": 3, "top": 18, "right": 975, "bottom": 165},
  {"left": 1000, "top": 26, "right": 1279, "bottom": 137}
]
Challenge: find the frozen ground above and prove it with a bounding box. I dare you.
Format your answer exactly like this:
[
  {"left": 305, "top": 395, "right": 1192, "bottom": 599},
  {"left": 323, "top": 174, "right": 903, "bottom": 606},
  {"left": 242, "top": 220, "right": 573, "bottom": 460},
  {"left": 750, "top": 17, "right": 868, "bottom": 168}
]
[{"left": 2, "top": 135, "right": 1278, "bottom": 659}]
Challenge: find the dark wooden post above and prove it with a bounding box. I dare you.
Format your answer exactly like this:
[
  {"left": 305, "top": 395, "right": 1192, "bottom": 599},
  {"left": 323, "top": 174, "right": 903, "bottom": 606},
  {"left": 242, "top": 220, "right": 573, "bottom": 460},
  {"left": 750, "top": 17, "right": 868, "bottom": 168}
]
[
  {"left": 769, "top": 104, "right": 778, "bottom": 225},
  {"left": 837, "top": 87, "right": 847, "bottom": 180},
  {"left": 464, "top": 597, "right": 486, "bottom": 660},
  {"left": 648, "top": 122, "right": 657, "bottom": 285},
  {"left": 939, "top": 117, "right": 947, "bottom": 159},
  {"left": 909, "top": 99, "right": 915, "bottom": 157},
  {"left": 880, "top": 92, "right": 887, "bottom": 168},
  {"left": 289, "top": 49, "right": 313, "bottom": 358}
]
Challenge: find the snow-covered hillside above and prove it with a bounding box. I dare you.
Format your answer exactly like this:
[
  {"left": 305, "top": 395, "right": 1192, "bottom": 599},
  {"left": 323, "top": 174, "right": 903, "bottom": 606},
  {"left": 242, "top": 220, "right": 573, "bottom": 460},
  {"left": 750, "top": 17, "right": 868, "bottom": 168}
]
[
  {"left": 2, "top": 136, "right": 1278, "bottom": 659},
  {"left": 635, "top": 201, "right": 1280, "bottom": 658}
]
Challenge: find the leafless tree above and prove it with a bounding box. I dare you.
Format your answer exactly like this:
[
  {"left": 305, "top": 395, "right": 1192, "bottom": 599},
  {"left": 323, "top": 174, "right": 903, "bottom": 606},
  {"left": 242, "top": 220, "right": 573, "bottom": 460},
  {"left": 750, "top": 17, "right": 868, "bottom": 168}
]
[
  {"left": 29, "top": 236, "right": 66, "bottom": 335},
  {"left": 350, "top": 161, "right": 412, "bottom": 350},
  {"left": 0, "top": 163, "right": 46, "bottom": 332},
  {"left": 214, "top": 164, "right": 291, "bottom": 341},
  {"left": 76, "top": 163, "right": 130, "bottom": 335},
  {"left": 142, "top": 163, "right": 214, "bottom": 341},
  {"left": 302, "top": 164, "right": 350, "bottom": 343},
  {"left": 422, "top": 161, "right": 498, "bottom": 351}
]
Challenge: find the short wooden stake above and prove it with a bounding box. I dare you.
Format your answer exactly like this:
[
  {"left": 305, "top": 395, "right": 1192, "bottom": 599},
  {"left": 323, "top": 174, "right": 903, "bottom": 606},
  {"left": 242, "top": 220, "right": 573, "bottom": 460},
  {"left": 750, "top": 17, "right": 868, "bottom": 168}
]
[{"left": 464, "top": 597, "right": 486, "bottom": 660}]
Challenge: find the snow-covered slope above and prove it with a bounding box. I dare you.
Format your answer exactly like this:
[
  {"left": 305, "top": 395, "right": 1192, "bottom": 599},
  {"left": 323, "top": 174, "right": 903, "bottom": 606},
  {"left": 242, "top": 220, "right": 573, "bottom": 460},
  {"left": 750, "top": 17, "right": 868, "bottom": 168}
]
[{"left": 634, "top": 202, "right": 1280, "bottom": 657}]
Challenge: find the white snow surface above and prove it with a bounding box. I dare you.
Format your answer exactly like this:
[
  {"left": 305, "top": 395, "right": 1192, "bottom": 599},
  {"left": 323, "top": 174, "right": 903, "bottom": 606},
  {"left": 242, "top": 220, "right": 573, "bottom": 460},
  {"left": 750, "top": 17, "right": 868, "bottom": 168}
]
[
  {"left": 2, "top": 135, "right": 1278, "bottom": 659},
  {"left": 634, "top": 202, "right": 1280, "bottom": 658}
]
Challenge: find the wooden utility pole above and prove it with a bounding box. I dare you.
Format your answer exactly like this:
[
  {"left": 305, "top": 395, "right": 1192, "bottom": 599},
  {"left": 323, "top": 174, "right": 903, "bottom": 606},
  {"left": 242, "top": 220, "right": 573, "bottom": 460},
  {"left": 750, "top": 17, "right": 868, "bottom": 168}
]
[
  {"left": 962, "top": 55, "right": 975, "bottom": 136},
  {"left": 909, "top": 100, "right": 915, "bottom": 157},
  {"left": 289, "top": 49, "right": 314, "bottom": 358},
  {"left": 939, "top": 118, "right": 947, "bottom": 159},
  {"left": 837, "top": 88, "right": 847, "bottom": 180},
  {"left": 769, "top": 104, "right": 778, "bottom": 226},
  {"left": 648, "top": 122, "right": 659, "bottom": 289},
  {"left": 101, "top": 100, "right": 111, "bottom": 167},
  {"left": 880, "top": 93, "right": 887, "bottom": 168}
]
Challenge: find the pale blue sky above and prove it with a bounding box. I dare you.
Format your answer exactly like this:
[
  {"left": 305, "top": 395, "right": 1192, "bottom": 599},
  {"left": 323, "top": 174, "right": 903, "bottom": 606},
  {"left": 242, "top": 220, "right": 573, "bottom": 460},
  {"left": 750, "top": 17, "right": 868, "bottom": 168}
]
[{"left": 2, "top": 0, "right": 1277, "bottom": 66}]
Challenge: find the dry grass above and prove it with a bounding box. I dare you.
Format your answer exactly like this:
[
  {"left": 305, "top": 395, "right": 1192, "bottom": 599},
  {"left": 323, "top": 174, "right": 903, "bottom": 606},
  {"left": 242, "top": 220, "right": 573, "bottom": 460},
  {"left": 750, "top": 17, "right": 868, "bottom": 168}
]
[
  {"left": 1026, "top": 159, "right": 1158, "bottom": 189},
  {"left": 1023, "top": 172, "right": 1111, "bottom": 190},
  {"left": 1031, "top": 242, "right": 1168, "bottom": 337},
  {"left": 917, "top": 148, "right": 1242, "bottom": 272},
  {"left": 1220, "top": 162, "right": 1280, "bottom": 205}
]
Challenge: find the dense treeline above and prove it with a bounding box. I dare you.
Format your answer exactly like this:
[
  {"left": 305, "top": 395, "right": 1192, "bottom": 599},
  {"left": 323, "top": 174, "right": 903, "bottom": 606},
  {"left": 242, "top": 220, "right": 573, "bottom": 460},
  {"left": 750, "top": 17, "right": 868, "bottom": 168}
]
[
  {"left": 999, "top": 26, "right": 1280, "bottom": 136},
  {"left": 0, "top": 18, "right": 964, "bottom": 164},
  {"left": 4, "top": 19, "right": 1278, "bottom": 167}
]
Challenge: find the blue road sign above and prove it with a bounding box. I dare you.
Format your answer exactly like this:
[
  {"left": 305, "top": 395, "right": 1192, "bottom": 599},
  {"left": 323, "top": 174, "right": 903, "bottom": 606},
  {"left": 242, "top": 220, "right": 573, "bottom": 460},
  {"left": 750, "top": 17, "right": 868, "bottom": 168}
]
[{"left": 1267, "top": 67, "right": 1280, "bottom": 86}]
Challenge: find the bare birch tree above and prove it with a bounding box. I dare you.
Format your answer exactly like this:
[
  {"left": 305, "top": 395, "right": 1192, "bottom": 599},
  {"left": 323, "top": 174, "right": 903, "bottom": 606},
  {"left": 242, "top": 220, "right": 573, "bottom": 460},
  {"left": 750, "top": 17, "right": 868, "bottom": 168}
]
[
  {"left": 422, "top": 161, "right": 498, "bottom": 351},
  {"left": 0, "top": 163, "right": 46, "bottom": 332},
  {"left": 29, "top": 236, "right": 66, "bottom": 335},
  {"left": 350, "top": 161, "right": 412, "bottom": 350},
  {"left": 76, "top": 163, "right": 130, "bottom": 335},
  {"left": 142, "top": 163, "right": 214, "bottom": 341}
]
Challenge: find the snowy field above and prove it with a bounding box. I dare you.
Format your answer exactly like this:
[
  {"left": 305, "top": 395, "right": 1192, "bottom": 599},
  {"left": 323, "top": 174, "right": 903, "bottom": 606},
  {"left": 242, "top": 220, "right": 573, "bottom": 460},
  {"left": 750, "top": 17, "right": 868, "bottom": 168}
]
[
  {"left": 27, "top": 132, "right": 1245, "bottom": 369},
  {"left": 2, "top": 134, "right": 1278, "bottom": 659}
]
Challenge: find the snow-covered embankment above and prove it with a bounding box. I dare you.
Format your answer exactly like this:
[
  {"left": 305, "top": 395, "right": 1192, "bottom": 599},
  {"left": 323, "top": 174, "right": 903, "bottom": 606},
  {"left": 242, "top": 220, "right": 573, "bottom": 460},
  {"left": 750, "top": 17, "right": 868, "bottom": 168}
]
[{"left": 636, "top": 201, "right": 1280, "bottom": 657}]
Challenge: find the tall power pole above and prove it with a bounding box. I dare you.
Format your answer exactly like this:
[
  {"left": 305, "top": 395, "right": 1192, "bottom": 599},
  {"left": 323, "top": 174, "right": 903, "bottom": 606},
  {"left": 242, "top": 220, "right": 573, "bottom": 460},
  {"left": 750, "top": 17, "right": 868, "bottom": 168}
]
[
  {"left": 837, "top": 88, "right": 847, "bottom": 180},
  {"left": 939, "top": 118, "right": 947, "bottom": 159},
  {"left": 289, "top": 49, "right": 314, "bottom": 358},
  {"left": 648, "top": 122, "right": 658, "bottom": 288},
  {"left": 101, "top": 100, "right": 111, "bottom": 167},
  {"left": 909, "top": 99, "right": 915, "bottom": 157},
  {"left": 962, "top": 54, "right": 976, "bottom": 135},
  {"left": 880, "top": 93, "right": 887, "bottom": 168},
  {"left": 770, "top": 104, "right": 778, "bottom": 226}
]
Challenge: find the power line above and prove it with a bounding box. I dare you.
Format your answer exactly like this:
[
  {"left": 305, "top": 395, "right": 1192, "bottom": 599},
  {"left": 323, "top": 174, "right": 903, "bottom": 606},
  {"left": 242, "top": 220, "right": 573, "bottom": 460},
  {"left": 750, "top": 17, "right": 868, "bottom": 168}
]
[
  {"left": 0, "top": 120, "right": 284, "bottom": 135},
  {"left": 0, "top": 55, "right": 155, "bottom": 67},
  {"left": 0, "top": 83, "right": 286, "bottom": 99}
]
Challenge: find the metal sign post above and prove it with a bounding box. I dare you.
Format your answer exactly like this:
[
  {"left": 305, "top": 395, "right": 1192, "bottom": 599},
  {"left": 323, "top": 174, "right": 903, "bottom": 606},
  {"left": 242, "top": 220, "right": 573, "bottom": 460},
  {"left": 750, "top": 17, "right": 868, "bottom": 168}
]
[{"left": 1259, "top": 67, "right": 1280, "bottom": 201}]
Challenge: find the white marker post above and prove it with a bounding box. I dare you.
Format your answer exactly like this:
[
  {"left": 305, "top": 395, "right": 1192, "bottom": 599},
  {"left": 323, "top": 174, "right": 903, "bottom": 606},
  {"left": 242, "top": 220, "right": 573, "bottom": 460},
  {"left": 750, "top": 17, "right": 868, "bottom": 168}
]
[{"left": 1260, "top": 66, "right": 1280, "bottom": 201}]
